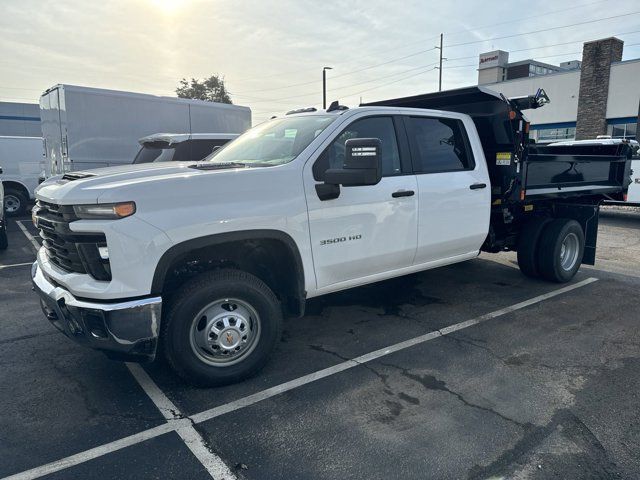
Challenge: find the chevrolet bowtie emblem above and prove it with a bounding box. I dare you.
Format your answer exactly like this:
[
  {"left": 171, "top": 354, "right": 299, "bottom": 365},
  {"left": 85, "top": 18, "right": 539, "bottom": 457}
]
[{"left": 226, "top": 332, "right": 234, "bottom": 344}]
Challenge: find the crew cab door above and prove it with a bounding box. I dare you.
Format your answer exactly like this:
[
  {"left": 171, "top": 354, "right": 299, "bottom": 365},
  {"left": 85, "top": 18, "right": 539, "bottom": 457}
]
[
  {"left": 402, "top": 114, "right": 491, "bottom": 264},
  {"left": 304, "top": 115, "right": 418, "bottom": 290}
]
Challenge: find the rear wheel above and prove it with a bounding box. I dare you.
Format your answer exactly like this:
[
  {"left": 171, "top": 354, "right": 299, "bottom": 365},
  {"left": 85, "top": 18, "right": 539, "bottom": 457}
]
[
  {"left": 517, "top": 216, "right": 552, "bottom": 278},
  {"left": 162, "top": 269, "right": 282, "bottom": 387},
  {"left": 4, "top": 188, "right": 28, "bottom": 217},
  {"left": 537, "top": 219, "right": 584, "bottom": 283},
  {"left": 0, "top": 224, "right": 7, "bottom": 250}
]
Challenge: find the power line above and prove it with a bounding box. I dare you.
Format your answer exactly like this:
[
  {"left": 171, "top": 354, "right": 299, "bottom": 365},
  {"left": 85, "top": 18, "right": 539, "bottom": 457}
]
[
  {"left": 234, "top": 0, "right": 608, "bottom": 85},
  {"left": 234, "top": 60, "right": 444, "bottom": 103},
  {"left": 233, "top": 10, "right": 640, "bottom": 98},
  {"left": 340, "top": 67, "right": 439, "bottom": 100},
  {"left": 232, "top": 47, "right": 438, "bottom": 95},
  {"left": 445, "top": 11, "right": 640, "bottom": 48}
]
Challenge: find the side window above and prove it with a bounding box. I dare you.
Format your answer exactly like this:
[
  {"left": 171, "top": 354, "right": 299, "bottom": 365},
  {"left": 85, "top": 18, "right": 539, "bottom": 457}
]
[
  {"left": 406, "top": 117, "right": 474, "bottom": 174},
  {"left": 313, "top": 116, "right": 401, "bottom": 181}
]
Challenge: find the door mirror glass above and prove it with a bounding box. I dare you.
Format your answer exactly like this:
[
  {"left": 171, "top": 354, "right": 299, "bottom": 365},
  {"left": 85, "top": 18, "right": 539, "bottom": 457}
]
[{"left": 324, "top": 138, "right": 382, "bottom": 186}]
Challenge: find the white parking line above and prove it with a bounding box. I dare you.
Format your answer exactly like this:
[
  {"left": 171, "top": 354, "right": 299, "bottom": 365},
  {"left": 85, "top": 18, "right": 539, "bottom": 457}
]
[
  {"left": 15, "top": 220, "right": 40, "bottom": 252},
  {"left": 0, "top": 262, "right": 33, "bottom": 270},
  {"left": 126, "top": 363, "right": 237, "bottom": 480},
  {"left": 2, "top": 277, "right": 598, "bottom": 480}
]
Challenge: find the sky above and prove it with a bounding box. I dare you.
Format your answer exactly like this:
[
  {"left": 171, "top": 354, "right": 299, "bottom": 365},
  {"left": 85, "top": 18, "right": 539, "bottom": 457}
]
[{"left": 1, "top": 0, "right": 640, "bottom": 124}]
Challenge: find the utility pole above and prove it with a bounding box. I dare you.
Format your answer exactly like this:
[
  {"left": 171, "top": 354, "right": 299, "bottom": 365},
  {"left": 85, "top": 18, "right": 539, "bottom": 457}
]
[
  {"left": 323, "top": 67, "right": 332, "bottom": 109},
  {"left": 437, "top": 33, "right": 444, "bottom": 92}
]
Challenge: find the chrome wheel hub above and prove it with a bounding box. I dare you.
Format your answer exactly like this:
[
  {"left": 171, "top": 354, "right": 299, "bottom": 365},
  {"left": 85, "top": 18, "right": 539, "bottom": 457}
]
[
  {"left": 189, "top": 298, "right": 260, "bottom": 366},
  {"left": 559, "top": 232, "right": 579, "bottom": 271}
]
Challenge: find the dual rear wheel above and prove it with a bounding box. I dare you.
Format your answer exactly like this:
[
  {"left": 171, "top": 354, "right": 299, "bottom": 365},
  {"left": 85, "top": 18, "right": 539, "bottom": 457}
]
[{"left": 517, "top": 217, "right": 585, "bottom": 283}]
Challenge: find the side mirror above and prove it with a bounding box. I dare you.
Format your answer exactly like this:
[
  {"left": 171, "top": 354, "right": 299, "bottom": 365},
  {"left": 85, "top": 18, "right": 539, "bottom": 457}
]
[
  {"left": 324, "top": 138, "right": 382, "bottom": 187},
  {"left": 0, "top": 166, "right": 3, "bottom": 175}
]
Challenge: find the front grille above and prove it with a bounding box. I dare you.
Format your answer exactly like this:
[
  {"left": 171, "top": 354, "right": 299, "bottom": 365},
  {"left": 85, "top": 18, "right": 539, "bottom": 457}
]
[{"left": 36, "top": 201, "right": 111, "bottom": 280}]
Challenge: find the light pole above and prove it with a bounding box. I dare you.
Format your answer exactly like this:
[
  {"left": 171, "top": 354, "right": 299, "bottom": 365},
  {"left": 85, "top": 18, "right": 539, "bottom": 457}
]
[{"left": 323, "top": 67, "right": 332, "bottom": 109}]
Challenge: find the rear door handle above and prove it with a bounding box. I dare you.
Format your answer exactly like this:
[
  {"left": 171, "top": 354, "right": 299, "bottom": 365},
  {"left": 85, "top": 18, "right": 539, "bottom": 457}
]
[
  {"left": 392, "top": 190, "right": 415, "bottom": 198},
  {"left": 469, "top": 183, "right": 487, "bottom": 190}
]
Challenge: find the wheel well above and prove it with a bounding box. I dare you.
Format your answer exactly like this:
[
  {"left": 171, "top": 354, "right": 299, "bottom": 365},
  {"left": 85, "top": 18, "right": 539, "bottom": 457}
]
[
  {"left": 3, "top": 181, "right": 31, "bottom": 199},
  {"left": 154, "top": 233, "right": 306, "bottom": 318}
]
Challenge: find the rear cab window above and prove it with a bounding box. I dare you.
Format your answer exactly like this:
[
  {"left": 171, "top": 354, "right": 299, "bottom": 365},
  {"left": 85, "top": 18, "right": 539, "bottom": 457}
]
[{"left": 404, "top": 116, "right": 475, "bottom": 174}]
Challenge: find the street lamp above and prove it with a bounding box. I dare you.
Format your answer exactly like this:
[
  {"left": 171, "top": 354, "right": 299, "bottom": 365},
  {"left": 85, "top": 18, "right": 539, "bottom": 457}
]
[{"left": 323, "top": 67, "right": 333, "bottom": 109}]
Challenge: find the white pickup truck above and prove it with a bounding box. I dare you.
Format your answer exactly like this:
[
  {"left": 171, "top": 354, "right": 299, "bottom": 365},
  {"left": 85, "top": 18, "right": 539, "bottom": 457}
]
[{"left": 31, "top": 87, "right": 632, "bottom": 386}]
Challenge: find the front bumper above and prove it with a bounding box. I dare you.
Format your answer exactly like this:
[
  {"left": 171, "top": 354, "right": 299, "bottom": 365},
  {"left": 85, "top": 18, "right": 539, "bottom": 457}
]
[{"left": 32, "top": 262, "right": 162, "bottom": 362}]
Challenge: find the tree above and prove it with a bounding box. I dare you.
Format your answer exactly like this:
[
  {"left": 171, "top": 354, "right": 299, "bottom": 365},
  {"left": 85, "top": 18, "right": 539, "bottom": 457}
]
[{"left": 176, "top": 74, "right": 232, "bottom": 104}]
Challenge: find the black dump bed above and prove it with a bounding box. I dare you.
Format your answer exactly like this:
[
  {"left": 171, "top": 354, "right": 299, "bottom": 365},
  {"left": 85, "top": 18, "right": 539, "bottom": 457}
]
[{"left": 364, "top": 86, "right": 632, "bottom": 204}]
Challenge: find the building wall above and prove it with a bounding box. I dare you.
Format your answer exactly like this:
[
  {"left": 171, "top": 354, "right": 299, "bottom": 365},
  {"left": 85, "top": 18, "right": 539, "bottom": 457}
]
[
  {"left": 484, "top": 69, "right": 581, "bottom": 125},
  {"left": 478, "top": 67, "right": 506, "bottom": 85},
  {"left": 606, "top": 59, "right": 640, "bottom": 119},
  {"left": 0, "top": 102, "right": 41, "bottom": 137}
]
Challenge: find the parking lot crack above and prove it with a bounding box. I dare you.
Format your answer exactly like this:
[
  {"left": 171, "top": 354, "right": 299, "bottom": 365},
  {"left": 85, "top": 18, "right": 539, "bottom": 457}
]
[
  {"left": 309, "top": 344, "right": 351, "bottom": 361},
  {"left": 379, "top": 361, "right": 526, "bottom": 429},
  {"left": 442, "top": 334, "right": 509, "bottom": 365}
]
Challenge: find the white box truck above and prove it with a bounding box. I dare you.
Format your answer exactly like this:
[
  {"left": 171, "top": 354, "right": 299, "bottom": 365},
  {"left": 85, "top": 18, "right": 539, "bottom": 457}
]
[
  {"left": 40, "top": 85, "right": 251, "bottom": 176},
  {"left": 0, "top": 136, "right": 43, "bottom": 215}
]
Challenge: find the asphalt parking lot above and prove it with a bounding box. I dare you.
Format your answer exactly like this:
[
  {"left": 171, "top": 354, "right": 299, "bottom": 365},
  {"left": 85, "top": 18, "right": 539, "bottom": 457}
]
[{"left": 1, "top": 208, "right": 639, "bottom": 480}]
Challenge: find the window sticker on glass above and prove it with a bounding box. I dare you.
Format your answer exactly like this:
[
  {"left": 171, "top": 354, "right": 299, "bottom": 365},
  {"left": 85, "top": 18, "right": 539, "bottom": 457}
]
[{"left": 496, "top": 152, "right": 511, "bottom": 166}]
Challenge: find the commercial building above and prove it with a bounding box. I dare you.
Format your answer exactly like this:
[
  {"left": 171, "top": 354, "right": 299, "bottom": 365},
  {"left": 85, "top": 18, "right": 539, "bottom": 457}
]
[
  {"left": 478, "top": 37, "right": 639, "bottom": 143},
  {"left": 0, "top": 102, "right": 41, "bottom": 137}
]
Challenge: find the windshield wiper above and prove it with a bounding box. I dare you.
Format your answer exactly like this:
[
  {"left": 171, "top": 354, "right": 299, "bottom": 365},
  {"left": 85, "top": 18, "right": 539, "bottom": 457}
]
[{"left": 188, "top": 162, "right": 247, "bottom": 170}]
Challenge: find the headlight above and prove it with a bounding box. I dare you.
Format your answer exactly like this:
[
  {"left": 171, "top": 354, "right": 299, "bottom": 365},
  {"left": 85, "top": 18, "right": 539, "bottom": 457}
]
[{"left": 73, "top": 202, "right": 136, "bottom": 220}]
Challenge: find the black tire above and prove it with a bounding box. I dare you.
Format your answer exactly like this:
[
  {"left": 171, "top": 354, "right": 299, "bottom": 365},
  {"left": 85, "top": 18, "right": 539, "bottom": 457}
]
[
  {"left": 4, "top": 188, "right": 28, "bottom": 217},
  {"left": 161, "top": 269, "right": 282, "bottom": 387},
  {"left": 0, "top": 225, "right": 7, "bottom": 250},
  {"left": 537, "top": 219, "right": 585, "bottom": 283},
  {"left": 517, "top": 216, "right": 552, "bottom": 278}
]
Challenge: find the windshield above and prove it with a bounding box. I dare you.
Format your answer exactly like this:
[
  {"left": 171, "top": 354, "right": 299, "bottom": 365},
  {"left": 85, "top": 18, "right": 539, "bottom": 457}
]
[{"left": 205, "top": 115, "right": 336, "bottom": 166}]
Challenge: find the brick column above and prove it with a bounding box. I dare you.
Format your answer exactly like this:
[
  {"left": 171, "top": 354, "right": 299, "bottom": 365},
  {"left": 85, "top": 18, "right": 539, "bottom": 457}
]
[{"left": 575, "top": 37, "right": 624, "bottom": 140}]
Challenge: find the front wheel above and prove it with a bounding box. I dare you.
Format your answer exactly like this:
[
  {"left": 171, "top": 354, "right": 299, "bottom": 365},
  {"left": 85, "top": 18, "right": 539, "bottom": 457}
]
[
  {"left": 537, "top": 219, "right": 585, "bottom": 283},
  {"left": 162, "top": 269, "right": 282, "bottom": 387},
  {"left": 4, "top": 188, "right": 28, "bottom": 217}
]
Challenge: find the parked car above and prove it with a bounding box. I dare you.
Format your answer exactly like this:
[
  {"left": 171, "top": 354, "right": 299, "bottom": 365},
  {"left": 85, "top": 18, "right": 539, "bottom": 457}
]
[
  {"left": 40, "top": 84, "right": 251, "bottom": 176},
  {"left": 0, "top": 168, "right": 8, "bottom": 250},
  {"left": 0, "top": 136, "right": 42, "bottom": 216},
  {"left": 31, "top": 86, "right": 632, "bottom": 386},
  {"left": 548, "top": 138, "right": 639, "bottom": 205},
  {"left": 133, "top": 133, "right": 239, "bottom": 164}
]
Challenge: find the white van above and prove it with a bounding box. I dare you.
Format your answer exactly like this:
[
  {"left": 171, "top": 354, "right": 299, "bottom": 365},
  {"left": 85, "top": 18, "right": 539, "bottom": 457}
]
[{"left": 0, "top": 136, "right": 43, "bottom": 216}]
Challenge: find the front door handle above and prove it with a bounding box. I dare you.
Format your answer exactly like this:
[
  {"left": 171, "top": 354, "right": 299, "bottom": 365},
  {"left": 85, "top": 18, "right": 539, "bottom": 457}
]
[
  {"left": 392, "top": 190, "right": 415, "bottom": 198},
  {"left": 469, "top": 183, "right": 487, "bottom": 190}
]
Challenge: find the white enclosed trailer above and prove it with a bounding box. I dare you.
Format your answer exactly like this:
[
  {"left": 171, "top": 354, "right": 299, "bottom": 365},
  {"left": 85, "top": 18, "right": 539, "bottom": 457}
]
[{"left": 40, "top": 85, "right": 251, "bottom": 176}]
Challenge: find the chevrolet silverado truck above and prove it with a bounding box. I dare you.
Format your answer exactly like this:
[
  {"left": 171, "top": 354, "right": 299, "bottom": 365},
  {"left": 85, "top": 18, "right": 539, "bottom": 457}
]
[{"left": 31, "top": 87, "right": 632, "bottom": 386}]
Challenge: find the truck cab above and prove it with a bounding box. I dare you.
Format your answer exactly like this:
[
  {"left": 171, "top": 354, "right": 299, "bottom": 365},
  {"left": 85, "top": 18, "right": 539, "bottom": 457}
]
[{"left": 31, "top": 87, "right": 632, "bottom": 386}]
